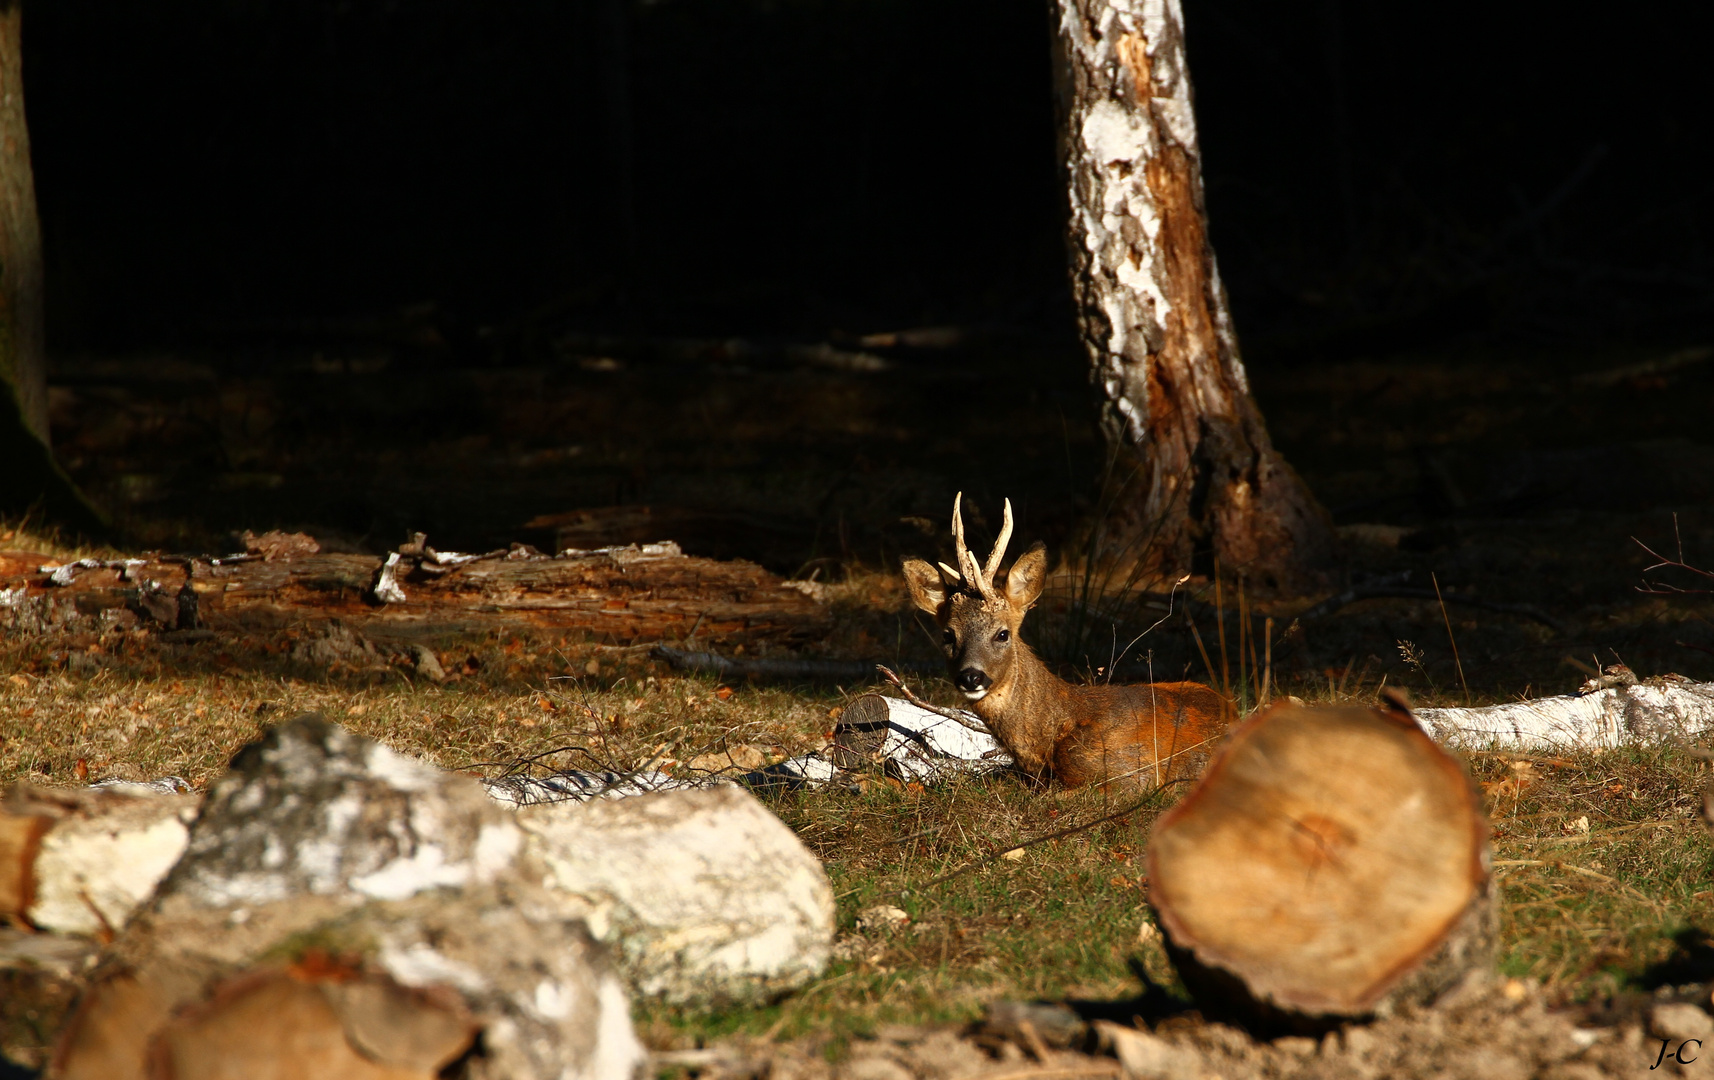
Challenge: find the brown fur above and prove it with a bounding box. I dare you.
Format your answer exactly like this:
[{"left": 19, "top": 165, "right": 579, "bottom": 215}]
[{"left": 903, "top": 511, "right": 1226, "bottom": 789}]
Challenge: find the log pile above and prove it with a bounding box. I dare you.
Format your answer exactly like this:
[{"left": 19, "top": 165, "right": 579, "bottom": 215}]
[
  {"left": 4, "top": 714, "right": 837, "bottom": 1075},
  {"left": 0, "top": 785, "right": 196, "bottom": 936},
  {"left": 0, "top": 535, "right": 829, "bottom": 647},
  {"left": 1146, "top": 694, "right": 1494, "bottom": 1028},
  {"left": 48, "top": 714, "right": 648, "bottom": 1080}
]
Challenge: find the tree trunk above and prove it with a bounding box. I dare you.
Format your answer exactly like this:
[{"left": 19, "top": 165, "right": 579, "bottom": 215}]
[
  {"left": 0, "top": 0, "right": 46, "bottom": 443},
  {"left": 1145, "top": 697, "right": 1495, "bottom": 1028},
  {"left": 1052, "top": 0, "right": 1335, "bottom": 592},
  {"left": 0, "top": 3, "right": 101, "bottom": 535}
]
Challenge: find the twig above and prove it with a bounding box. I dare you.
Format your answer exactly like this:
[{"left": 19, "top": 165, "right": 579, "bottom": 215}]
[
  {"left": 875, "top": 665, "right": 992, "bottom": 735},
  {"left": 1108, "top": 573, "right": 1190, "bottom": 680},
  {"left": 1261, "top": 616, "right": 1274, "bottom": 705},
  {"left": 1491, "top": 858, "right": 1659, "bottom": 907},
  {"left": 1214, "top": 558, "right": 1230, "bottom": 698},
  {"left": 1433, "top": 572, "right": 1471, "bottom": 705},
  {"left": 1636, "top": 515, "right": 1714, "bottom": 594},
  {"left": 652, "top": 646, "right": 935, "bottom": 681},
  {"left": 1015, "top": 1019, "right": 1053, "bottom": 1063},
  {"left": 912, "top": 785, "right": 1183, "bottom": 893},
  {"left": 1184, "top": 610, "right": 1220, "bottom": 693}
]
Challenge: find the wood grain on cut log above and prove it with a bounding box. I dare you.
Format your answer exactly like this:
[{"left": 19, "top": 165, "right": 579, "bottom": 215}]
[
  {"left": 0, "top": 810, "right": 51, "bottom": 919},
  {"left": 1146, "top": 696, "right": 1493, "bottom": 1026},
  {"left": 1, "top": 543, "right": 828, "bottom": 647},
  {"left": 144, "top": 964, "right": 477, "bottom": 1080}
]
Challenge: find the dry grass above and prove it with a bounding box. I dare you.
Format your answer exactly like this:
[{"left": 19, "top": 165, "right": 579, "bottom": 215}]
[{"left": 3, "top": 517, "right": 1714, "bottom": 1060}]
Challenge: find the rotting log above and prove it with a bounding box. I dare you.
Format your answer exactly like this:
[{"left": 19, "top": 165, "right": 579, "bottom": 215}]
[
  {"left": 0, "top": 541, "right": 829, "bottom": 648},
  {"left": 1145, "top": 694, "right": 1494, "bottom": 1029}
]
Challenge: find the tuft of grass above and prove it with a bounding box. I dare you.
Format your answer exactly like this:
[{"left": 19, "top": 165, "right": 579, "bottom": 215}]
[
  {"left": 1473, "top": 743, "right": 1714, "bottom": 1002},
  {"left": 639, "top": 775, "right": 1174, "bottom": 1048}
]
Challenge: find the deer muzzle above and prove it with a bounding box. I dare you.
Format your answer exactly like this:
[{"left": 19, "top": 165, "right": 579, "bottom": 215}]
[{"left": 955, "top": 667, "right": 992, "bottom": 700}]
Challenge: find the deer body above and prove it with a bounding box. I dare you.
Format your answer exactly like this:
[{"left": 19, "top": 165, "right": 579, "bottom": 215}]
[{"left": 903, "top": 495, "right": 1226, "bottom": 789}]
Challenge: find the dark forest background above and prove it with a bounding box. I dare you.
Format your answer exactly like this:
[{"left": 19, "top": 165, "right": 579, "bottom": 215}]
[{"left": 21, "top": 0, "right": 1714, "bottom": 360}]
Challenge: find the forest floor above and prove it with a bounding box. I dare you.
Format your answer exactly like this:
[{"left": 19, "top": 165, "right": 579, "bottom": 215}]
[{"left": 5, "top": 333, "right": 1714, "bottom": 1076}]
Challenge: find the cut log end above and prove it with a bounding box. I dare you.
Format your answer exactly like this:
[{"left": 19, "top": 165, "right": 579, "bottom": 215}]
[{"left": 1146, "top": 699, "right": 1493, "bottom": 1026}]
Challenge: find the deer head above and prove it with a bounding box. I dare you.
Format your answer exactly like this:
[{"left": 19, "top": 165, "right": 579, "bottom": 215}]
[{"left": 902, "top": 494, "right": 1048, "bottom": 701}]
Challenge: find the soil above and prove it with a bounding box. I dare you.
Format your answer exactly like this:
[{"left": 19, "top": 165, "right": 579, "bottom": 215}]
[{"left": 664, "top": 976, "right": 1704, "bottom": 1080}]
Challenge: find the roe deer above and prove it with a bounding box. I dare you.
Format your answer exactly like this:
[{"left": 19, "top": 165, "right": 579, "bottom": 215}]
[{"left": 901, "top": 494, "right": 1227, "bottom": 789}]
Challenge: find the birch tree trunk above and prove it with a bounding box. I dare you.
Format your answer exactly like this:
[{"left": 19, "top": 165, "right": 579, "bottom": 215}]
[
  {"left": 0, "top": 0, "right": 47, "bottom": 444},
  {"left": 1053, "top": 0, "right": 1335, "bottom": 592}
]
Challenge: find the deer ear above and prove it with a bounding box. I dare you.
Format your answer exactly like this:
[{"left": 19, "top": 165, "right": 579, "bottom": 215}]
[
  {"left": 901, "top": 558, "right": 948, "bottom": 615},
  {"left": 1004, "top": 543, "right": 1048, "bottom": 608}
]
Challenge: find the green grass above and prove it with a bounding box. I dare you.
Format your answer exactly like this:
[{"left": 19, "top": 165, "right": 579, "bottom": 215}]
[{"left": 4, "top": 519, "right": 1714, "bottom": 1060}]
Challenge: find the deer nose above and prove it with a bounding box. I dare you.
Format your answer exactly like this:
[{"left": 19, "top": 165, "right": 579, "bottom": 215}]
[{"left": 955, "top": 668, "right": 992, "bottom": 693}]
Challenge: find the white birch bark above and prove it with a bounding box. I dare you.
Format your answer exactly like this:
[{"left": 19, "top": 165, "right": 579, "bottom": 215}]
[
  {"left": 1052, "top": 0, "right": 1333, "bottom": 590},
  {"left": 1416, "top": 681, "right": 1714, "bottom": 751}
]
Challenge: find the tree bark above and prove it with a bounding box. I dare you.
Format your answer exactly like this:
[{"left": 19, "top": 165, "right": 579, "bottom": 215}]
[
  {"left": 1146, "top": 697, "right": 1495, "bottom": 1028},
  {"left": 1052, "top": 0, "right": 1335, "bottom": 592},
  {"left": 0, "top": 0, "right": 46, "bottom": 443}
]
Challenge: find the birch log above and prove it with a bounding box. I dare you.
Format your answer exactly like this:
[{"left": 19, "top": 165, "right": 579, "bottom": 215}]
[
  {"left": 1052, "top": 0, "right": 1334, "bottom": 590},
  {"left": 1415, "top": 679, "right": 1714, "bottom": 750},
  {"left": 0, "top": 785, "right": 197, "bottom": 937}
]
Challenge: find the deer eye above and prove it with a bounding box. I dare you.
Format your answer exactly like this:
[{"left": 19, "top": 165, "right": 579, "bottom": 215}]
[
  {"left": 994, "top": 628, "right": 1010, "bottom": 643},
  {"left": 942, "top": 629, "right": 956, "bottom": 646}
]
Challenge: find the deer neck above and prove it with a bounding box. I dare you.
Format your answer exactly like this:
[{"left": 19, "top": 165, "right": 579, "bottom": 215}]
[{"left": 971, "top": 640, "right": 1066, "bottom": 772}]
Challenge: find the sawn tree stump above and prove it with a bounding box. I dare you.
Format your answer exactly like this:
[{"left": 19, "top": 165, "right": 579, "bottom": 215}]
[{"left": 1145, "top": 695, "right": 1494, "bottom": 1026}]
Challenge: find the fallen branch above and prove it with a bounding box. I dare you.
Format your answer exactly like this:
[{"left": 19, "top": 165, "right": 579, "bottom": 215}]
[
  {"left": 913, "top": 785, "right": 1181, "bottom": 893},
  {"left": 1492, "top": 858, "right": 1658, "bottom": 907},
  {"left": 651, "top": 647, "right": 935, "bottom": 682},
  {"left": 4, "top": 541, "right": 830, "bottom": 647},
  {"left": 875, "top": 664, "right": 991, "bottom": 735}
]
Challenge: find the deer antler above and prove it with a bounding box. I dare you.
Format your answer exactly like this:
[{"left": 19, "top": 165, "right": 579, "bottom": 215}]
[
  {"left": 983, "top": 498, "right": 1013, "bottom": 583},
  {"left": 951, "top": 492, "right": 1011, "bottom": 602}
]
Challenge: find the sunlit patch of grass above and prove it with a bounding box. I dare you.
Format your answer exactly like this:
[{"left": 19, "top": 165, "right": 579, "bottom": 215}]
[
  {"left": 5, "top": 575, "right": 1714, "bottom": 1055},
  {"left": 638, "top": 777, "right": 1173, "bottom": 1048},
  {"left": 1473, "top": 744, "right": 1714, "bottom": 1002}
]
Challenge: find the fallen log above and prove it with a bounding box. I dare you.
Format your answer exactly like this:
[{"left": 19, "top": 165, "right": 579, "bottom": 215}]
[
  {"left": 1, "top": 539, "right": 829, "bottom": 648},
  {"left": 52, "top": 714, "right": 647, "bottom": 1080},
  {"left": 1146, "top": 695, "right": 1494, "bottom": 1028},
  {"left": 651, "top": 646, "right": 935, "bottom": 682},
  {"left": 0, "top": 785, "right": 197, "bottom": 937},
  {"left": 517, "top": 786, "right": 834, "bottom": 1006},
  {"left": 1415, "top": 675, "right": 1714, "bottom": 750}
]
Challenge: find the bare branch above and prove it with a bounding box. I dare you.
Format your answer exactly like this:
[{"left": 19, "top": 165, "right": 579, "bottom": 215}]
[{"left": 875, "top": 664, "right": 992, "bottom": 735}]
